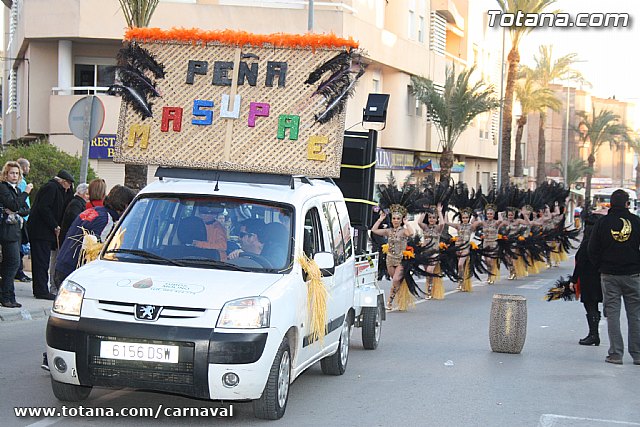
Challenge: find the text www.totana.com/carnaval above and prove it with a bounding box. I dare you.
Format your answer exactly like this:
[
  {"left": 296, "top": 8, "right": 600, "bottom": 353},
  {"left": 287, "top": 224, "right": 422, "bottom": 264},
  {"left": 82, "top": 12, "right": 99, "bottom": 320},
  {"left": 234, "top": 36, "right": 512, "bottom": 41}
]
[
  {"left": 14, "top": 404, "right": 234, "bottom": 418},
  {"left": 487, "top": 11, "right": 630, "bottom": 28}
]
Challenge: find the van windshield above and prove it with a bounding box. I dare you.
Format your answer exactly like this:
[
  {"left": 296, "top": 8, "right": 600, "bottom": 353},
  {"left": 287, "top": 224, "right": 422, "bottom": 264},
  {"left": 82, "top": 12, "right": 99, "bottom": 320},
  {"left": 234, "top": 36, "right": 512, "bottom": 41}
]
[{"left": 102, "top": 194, "right": 294, "bottom": 273}]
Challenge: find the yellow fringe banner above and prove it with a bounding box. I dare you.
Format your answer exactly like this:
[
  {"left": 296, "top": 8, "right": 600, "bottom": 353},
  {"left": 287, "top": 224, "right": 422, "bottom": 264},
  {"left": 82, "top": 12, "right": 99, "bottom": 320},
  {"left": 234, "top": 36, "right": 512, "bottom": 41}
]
[{"left": 298, "top": 253, "right": 329, "bottom": 345}]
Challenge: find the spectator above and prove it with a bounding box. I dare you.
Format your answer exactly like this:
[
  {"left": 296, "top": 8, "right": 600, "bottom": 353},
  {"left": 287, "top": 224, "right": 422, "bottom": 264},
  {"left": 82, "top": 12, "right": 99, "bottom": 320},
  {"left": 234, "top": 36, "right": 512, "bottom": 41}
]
[
  {"left": 54, "top": 185, "right": 135, "bottom": 291},
  {"left": 44, "top": 184, "right": 135, "bottom": 370},
  {"left": 0, "top": 161, "right": 32, "bottom": 308},
  {"left": 14, "top": 158, "right": 31, "bottom": 283},
  {"left": 570, "top": 212, "right": 604, "bottom": 346},
  {"left": 59, "top": 183, "right": 89, "bottom": 249},
  {"left": 27, "top": 170, "right": 74, "bottom": 300},
  {"left": 86, "top": 178, "right": 106, "bottom": 209},
  {"left": 588, "top": 189, "right": 640, "bottom": 365}
]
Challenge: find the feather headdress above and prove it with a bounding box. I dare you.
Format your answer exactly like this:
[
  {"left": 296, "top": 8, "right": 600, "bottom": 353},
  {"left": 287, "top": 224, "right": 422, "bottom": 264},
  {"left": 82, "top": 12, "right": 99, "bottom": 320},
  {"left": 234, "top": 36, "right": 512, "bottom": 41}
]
[
  {"left": 376, "top": 174, "right": 419, "bottom": 217},
  {"left": 451, "top": 182, "right": 480, "bottom": 219},
  {"left": 497, "top": 184, "right": 525, "bottom": 213},
  {"left": 416, "top": 180, "right": 454, "bottom": 214}
]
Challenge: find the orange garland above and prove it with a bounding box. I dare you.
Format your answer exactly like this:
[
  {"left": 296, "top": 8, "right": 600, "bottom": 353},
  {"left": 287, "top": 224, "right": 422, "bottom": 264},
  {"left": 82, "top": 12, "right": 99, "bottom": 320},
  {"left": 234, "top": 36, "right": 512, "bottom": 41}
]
[{"left": 124, "top": 27, "right": 359, "bottom": 50}]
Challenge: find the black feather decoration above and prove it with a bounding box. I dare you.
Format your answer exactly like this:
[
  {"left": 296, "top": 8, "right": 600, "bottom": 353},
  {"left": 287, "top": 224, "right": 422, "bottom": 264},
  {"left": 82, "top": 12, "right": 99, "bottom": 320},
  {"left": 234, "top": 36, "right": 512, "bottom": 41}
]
[
  {"left": 304, "top": 51, "right": 351, "bottom": 85},
  {"left": 109, "top": 41, "right": 165, "bottom": 120},
  {"left": 306, "top": 50, "right": 366, "bottom": 124},
  {"left": 107, "top": 85, "right": 153, "bottom": 119},
  {"left": 546, "top": 276, "right": 576, "bottom": 301}
]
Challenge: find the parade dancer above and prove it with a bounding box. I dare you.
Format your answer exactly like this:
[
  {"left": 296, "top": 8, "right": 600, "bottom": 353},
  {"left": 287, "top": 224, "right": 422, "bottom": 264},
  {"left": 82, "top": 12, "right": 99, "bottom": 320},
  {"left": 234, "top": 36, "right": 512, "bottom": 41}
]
[
  {"left": 500, "top": 207, "right": 530, "bottom": 280},
  {"left": 476, "top": 203, "right": 503, "bottom": 284},
  {"left": 418, "top": 205, "right": 446, "bottom": 299},
  {"left": 372, "top": 207, "right": 412, "bottom": 310},
  {"left": 441, "top": 206, "right": 477, "bottom": 291}
]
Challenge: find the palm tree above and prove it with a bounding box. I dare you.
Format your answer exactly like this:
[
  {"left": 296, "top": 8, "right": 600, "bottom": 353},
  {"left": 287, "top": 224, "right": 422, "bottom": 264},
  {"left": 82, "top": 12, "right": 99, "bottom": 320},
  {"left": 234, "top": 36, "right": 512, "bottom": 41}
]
[
  {"left": 118, "top": 0, "right": 160, "bottom": 192},
  {"left": 513, "top": 70, "right": 561, "bottom": 177},
  {"left": 497, "top": 0, "right": 558, "bottom": 184},
  {"left": 576, "top": 107, "right": 629, "bottom": 203},
  {"left": 119, "top": 0, "right": 159, "bottom": 27},
  {"left": 552, "top": 158, "right": 593, "bottom": 188},
  {"left": 411, "top": 66, "right": 500, "bottom": 183},
  {"left": 525, "top": 45, "right": 586, "bottom": 186}
]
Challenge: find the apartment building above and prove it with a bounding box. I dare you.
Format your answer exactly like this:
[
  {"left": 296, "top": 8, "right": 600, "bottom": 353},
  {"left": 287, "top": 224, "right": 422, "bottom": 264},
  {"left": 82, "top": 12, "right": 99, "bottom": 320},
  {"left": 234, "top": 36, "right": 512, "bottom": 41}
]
[
  {"left": 2, "top": 0, "right": 501, "bottom": 190},
  {"left": 523, "top": 83, "right": 636, "bottom": 189}
]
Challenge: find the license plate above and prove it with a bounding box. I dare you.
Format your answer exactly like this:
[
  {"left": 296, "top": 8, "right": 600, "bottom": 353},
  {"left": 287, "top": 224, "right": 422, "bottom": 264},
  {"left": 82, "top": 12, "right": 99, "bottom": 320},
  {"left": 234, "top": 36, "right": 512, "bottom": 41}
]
[{"left": 99, "top": 341, "right": 179, "bottom": 363}]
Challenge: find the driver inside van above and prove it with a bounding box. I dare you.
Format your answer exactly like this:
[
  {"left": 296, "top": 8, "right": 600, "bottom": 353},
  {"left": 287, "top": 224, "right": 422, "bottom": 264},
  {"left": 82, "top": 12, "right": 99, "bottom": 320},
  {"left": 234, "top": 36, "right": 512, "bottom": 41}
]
[
  {"left": 193, "top": 204, "right": 228, "bottom": 260},
  {"left": 228, "top": 219, "right": 288, "bottom": 268}
]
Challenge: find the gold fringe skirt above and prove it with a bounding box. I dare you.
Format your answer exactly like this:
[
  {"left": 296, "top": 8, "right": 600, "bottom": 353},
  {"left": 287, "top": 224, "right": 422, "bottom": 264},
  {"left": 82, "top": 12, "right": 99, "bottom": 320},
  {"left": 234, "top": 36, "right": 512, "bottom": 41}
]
[
  {"left": 396, "top": 280, "right": 415, "bottom": 311},
  {"left": 461, "top": 260, "right": 472, "bottom": 292},
  {"left": 431, "top": 265, "right": 445, "bottom": 300}
]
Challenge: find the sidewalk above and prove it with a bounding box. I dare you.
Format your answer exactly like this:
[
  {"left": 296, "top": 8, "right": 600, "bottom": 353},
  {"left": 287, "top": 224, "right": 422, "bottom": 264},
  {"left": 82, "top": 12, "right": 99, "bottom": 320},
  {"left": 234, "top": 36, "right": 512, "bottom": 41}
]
[{"left": 0, "top": 273, "right": 53, "bottom": 322}]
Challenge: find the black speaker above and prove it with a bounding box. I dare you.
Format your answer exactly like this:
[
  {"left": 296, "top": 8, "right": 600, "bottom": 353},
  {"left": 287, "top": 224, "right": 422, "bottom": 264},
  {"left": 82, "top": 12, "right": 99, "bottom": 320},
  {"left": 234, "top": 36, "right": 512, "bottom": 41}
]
[
  {"left": 334, "top": 130, "right": 377, "bottom": 228},
  {"left": 363, "top": 94, "right": 390, "bottom": 123}
]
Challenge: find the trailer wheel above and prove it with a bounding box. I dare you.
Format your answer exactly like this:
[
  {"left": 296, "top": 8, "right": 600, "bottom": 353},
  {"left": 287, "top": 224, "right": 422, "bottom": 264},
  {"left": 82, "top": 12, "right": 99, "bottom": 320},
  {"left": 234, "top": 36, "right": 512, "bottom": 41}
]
[
  {"left": 51, "top": 378, "right": 92, "bottom": 402},
  {"left": 253, "top": 338, "right": 291, "bottom": 420},
  {"left": 321, "top": 317, "right": 350, "bottom": 375},
  {"left": 361, "top": 304, "right": 382, "bottom": 350}
]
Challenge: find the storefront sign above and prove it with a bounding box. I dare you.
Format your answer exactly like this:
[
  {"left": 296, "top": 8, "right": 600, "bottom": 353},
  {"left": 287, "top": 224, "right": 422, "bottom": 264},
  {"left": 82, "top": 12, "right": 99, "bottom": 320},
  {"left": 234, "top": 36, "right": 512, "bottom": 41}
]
[{"left": 89, "top": 134, "right": 116, "bottom": 159}]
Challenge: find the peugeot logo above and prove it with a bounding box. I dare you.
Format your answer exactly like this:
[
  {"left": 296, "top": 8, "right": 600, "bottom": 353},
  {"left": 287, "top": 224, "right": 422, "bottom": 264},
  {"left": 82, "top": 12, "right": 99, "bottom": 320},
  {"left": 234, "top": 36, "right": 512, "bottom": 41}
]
[{"left": 134, "top": 304, "right": 162, "bottom": 321}]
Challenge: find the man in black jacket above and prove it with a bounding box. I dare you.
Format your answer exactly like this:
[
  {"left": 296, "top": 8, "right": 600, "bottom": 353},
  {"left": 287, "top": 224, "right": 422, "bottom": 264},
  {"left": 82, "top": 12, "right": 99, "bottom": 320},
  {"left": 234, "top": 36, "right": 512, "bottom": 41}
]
[
  {"left": 588, "top": 189, "right": 640, "bottom": 365},
  {"left": 26, "top": 170, "right": 74, "bottom": 300}
]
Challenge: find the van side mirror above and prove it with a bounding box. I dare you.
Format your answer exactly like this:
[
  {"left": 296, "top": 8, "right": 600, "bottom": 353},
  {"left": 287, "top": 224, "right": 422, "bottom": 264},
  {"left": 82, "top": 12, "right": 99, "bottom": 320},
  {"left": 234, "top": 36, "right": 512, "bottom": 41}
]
[{"left": 313, "top": 252, "right": 335, "bottom": 276}]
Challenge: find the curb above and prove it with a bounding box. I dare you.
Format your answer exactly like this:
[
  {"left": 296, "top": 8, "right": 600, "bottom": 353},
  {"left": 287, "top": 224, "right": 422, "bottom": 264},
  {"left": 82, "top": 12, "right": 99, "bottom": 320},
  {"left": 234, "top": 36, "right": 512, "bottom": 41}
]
[{"left": 0, "top": 307, "right": 51, "bottom": 322}]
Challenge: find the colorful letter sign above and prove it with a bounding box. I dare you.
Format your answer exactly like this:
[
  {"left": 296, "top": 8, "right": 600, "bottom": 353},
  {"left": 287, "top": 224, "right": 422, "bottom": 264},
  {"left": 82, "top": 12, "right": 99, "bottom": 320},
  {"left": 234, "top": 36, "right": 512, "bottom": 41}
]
[{"left": 113, "top": 28, "right": 362, "bottom": 178}]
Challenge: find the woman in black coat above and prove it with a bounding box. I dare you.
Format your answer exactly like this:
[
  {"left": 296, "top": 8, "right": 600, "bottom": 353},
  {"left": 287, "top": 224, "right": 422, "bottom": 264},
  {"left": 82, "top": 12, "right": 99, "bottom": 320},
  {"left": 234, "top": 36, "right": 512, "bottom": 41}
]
[
  {"left": 0, "top": 161, "right": 32, "bottom": 308},
  {"left": 570, "top": 213, "right": 603, "bottom": 346}
]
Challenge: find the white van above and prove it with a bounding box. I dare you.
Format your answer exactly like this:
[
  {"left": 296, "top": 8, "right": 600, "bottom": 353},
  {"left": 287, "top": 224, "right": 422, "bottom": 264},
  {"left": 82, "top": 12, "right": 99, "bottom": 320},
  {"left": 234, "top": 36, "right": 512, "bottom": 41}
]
[
  {"left": 592, "top": 187, "right": 638, "bottom": 213},
  {"left": 46, "top": 171, "right": 384, "bottom": 419}
]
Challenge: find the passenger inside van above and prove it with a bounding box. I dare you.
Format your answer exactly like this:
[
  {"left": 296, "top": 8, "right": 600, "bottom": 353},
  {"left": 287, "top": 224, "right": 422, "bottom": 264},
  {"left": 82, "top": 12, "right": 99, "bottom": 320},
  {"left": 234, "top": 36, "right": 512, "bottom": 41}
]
[{"left": 193, "top": 204, "right": 228, "bottom": 260}]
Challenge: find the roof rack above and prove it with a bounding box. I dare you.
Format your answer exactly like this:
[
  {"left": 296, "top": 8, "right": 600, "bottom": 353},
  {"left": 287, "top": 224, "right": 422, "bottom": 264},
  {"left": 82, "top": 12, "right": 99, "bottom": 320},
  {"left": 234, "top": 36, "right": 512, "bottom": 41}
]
[{"left": 155, "top": 167, "right": 319, "bottom": 189}]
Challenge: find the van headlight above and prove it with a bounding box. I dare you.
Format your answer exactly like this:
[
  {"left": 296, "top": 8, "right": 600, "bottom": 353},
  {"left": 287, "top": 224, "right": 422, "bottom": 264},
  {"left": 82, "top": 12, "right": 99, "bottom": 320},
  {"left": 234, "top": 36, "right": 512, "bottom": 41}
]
[
  {"left": 53, "top": 281, "right": 84, "bottom": 317},
  {"left": 216, "top": 297, "right": 270, "bottom": 329}
]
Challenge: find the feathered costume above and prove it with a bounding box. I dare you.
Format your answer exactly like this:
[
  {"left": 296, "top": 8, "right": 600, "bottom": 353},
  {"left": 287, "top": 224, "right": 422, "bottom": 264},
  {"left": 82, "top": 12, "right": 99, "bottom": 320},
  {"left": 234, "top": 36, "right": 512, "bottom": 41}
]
[
  {"left": 546, "top": 276, "right": 576, "bottom": 301},
  {"left": 375, "top": 175, "right": 422, "bottom": 310}
]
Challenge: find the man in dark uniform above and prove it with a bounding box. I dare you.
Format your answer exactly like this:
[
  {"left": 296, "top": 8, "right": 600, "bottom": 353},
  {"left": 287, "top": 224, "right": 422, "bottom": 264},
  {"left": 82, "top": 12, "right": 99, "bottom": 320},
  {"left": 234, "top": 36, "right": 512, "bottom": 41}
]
[
  {"left": 26, "top": 170, "right": 74, "bottom": 300},
  {"left": 588, "top": 189, "right": 640, "bottom": 365}
]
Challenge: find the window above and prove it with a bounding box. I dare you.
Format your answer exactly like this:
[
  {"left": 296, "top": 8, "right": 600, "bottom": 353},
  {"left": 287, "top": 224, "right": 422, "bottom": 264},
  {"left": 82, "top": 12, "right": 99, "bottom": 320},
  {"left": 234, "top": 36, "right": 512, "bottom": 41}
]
[
  {"left": 334, "top": 201, "right": 353, "bottom": 259},
  {"left": 408, "top": 9, "right": 416, "bottom": 40},
  {"left": 303, "top": 208, "right": 325, "bottom": 258},
  {"left": 323, "top": 202, "right": 346, "bottom": 265},
  {"left": 74, "top": 57, "right": 116, "bottom": 95},
  {"left": 418, "top": 16, "right": 425, "bottom": 43}
]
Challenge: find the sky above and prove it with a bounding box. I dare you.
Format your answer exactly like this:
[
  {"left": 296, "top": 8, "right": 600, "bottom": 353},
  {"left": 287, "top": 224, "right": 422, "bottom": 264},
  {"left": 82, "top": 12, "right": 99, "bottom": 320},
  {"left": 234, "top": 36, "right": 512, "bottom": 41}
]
[{"left": 513, "top": 0, "right": 640, "bottom": 128}]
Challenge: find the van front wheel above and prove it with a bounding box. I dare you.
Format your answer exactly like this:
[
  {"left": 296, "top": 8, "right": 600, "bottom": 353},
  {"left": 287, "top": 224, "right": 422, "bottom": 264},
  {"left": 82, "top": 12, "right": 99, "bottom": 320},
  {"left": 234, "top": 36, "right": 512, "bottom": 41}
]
[
  {"left": 320, "top": 318, "right": 350, "bottom": 375},
  {"left": 253, "top": 338, "right": 291, "bottom": 420},
  {"left": 51, "top": 378, "right": 92, "bottom": 402}
]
